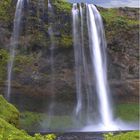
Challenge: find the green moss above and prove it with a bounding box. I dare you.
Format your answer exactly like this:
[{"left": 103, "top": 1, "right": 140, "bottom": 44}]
[
  {"left": 0, "top": 0, "right": 13, "bottom": 23},
  {"left": 0, "top": 49, "right": 9, "bottom": 81},
  {"left": 100, "top": 8, "right": 118, "bottom": 23},
  {"left": 0, "top": 118, "right": 56, "bottom": 140},
  {"left": 104, "top": 131, "right": 139, "bottom": 140},
  {"left": 29, "top": 31, "right": 47, "bottom": 49},
  {"left": 52, "top": 0, "right": 72, "bottom": 13},
  {"left": 0, "top": 95, "right": 20, "bottom": 127},
  {"left": 60, "top": 35, "right": 72, "bottom": 48},
  {"left": 0, "top": 118, "right": 32, "bottom": 140},
  {"left": 20, "top": 111, "right": 74, "bottom": 131},
  {"left": 0, "top": 97, "right": 56, "bottom": 140},
  {"left": 15, "top": 55, "right": 34, "bottom": 65},
  {"left": 42, "top": 115, "right": 73, "bottom": 130},
  {"left": 13, "top": 54, "right": 35, "bottom": 73},
  {"left": 0, "top": 50, "right": 35, "bottom": 80},
  {"left": 19, "top": 112, "right": 42, "bottom": 130},
  {"left": 100, "top": 8, "right": 139, "bottom": 30},
  {"left": 115, "top": 103, "right": 139, "bottom": 121}
]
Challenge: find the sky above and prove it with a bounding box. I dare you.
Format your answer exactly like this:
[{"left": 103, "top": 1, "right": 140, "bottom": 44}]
[{"left": 68, "top": 0, "right": 139, "bottom": 8}]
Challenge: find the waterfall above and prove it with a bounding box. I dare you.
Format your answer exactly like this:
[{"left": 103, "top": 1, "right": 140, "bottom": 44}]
[
  {"left": 47, "top": 0, "right": 56, "bottom": 127},
  {"left": 6, "top": 0, "right": 24, "bottom": 100},
  {"left": 72, "top": 3, "right": 118, "bottom": 130},
  {"left": 86, "top": 4, "right": 113, "bottom": 126},
  {"left": 72, "top": 3, "right": 82, "bottom": 118}
]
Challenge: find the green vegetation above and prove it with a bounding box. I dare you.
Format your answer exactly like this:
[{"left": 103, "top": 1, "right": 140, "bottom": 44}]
[
  {"left": 0, "top": 95, "right": 56, "bottom": 140},
  {"left": 0, "top": 0, "right": 13, "bottom": 23},
  {"left": 0, "top": 118, "right": 56, "bottom": 140},
  {"left": 0, "top": 96, "right": 139, "bottom": 140},
  {"left": 29, "top": 31, "right": 47, "bottom": 49},
  {"left": 0, "top": 1, "right": 139, "bottom": 139},
  {"left": 115, "top": 103, "right": 139, "bottom": 121},
  {"left": 41, "top": 115, "right": 73, "bottom": 130},
  {"left": 100, "top": 8, "right": 139, "bottom": 30},
  {"left": 60, "top": 35, "right": 72, "bottom": 48},
  {"left": 0, "top": 95, "right": 19, "bottom": 127},
  {"left": 0, "top": 49, "right": 9, "bottom": 81},
  {"left": 52, "top": 0, "right": 72, "bottom": 13},
  {"left": 0, "top": 118, "right": 32, "bottom": 140},
  {"left": 14, "top": 54, "right": 35, "bottom": 73},
  {"left": 19, "top": 103, "right": 139, "bottom": 131},
  {"left": 104, "top": 131, "right": 139, "bottom": 140},
  {"left": 19, "top": 112, "right": 42, "bottom": 131},
  {"left": 0, "top": 49, "right": 36, "bottom": 80},
  {"left": 0, "top": 48, "right": 36, "bottom": 77},
  {"left": 20, "top": 111, "right": 74, "bottom": 131}
]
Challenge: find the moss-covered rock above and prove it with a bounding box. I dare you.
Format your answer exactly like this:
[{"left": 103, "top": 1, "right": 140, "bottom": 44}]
[
  {"left": 0, "top": 118, "right": 32, "bottom": 140},
  {"left": 0, "top": 118, "right": 56, "bottom": 140},
  {"left": 0, "top": 95, "right": 20, "bottom": 127},
  {"left": 0, "top": 0, "right": 13, "bottom": 23},
  {"left": 0, "top": 96, "right": 56, "bottom": 140},
  {"left": 0, "top": 49, "right": 9, "bottom": 81}
]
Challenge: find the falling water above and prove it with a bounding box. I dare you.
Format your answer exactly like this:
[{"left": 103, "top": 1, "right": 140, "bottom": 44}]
[
  {"left": 48, "top": 0, "right": 52, "bottom": 9},
  {"left": 86, "top": 4, "right": 114, "bottom": 127},
  {"left": 72, "top": 4, "right": 83, "bottom": 118},
  {"left": 72, "top": 3, "right": 117, "bottom": 130},
  {"left": 47, "top": 0, "right": 56, "bottom": 127},
  {"left": 72, "top": 3, "right": 94, "bottom": 125},
  {"left": 79, "top": 4, "right": 96, "bottom": 123},
  {"left": 6, "top": 0, "right": 24, "bottom": 100}
]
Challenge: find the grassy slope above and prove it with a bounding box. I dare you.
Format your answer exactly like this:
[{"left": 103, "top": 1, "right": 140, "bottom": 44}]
[
  {"left": 0, "top": 118, "right": 56, "bottom": 140},
  {"left": 0, "top": 95, "right": 19, "bottom": 126},
  {"left": 104, "top": 131, "right": 140, "bottom": 140},
  {"left": 100, "top": 8, "right": 139, "bottom": 27},
  {"left": 19, "top": 103, "right": 139, "bottom": 131},
  {"left": 0, "top": 95, "right": 56, "bottom": 140},
  {"left": 115, "top": 103, "right": 139, "bottom": 121}
]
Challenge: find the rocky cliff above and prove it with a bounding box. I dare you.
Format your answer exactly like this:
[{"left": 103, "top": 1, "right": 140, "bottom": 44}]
[{"left": 0, "top": 0, "right": 139, "bottom": 111}]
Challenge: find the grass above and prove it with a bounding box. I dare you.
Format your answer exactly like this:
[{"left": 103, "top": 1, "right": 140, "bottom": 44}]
[
  {"left": 20, "top": 103, "right": 139, "bottom": 131},
  {"left": 41, "top": 115, "right": 74, "bottom": 130},
  {"left": 19, "top": 112, "right": 74, "bottom": 131},
  {"left": 0, "top": 0, "right": 13, "bottom": 22},
  {"left": 0, "top": 95, "right": 20, "bottom": 127},
  {"left": 19, "top": 112, "right": 42, "bottom": 131},
  {"left": 115, "top": 103, "right": 139, "bottom": 121},
  {"left": 100, "top": 8, "right": 139, "bottom": 29},
  {"left": 104, "top": 131, "right": 140, "bottom": 140},
  {"left": 100, "top": 9, "right": 118, "bottom": 22},
  {"left": 60, "top": 35, "right": 73, "bottom": 48},
  {"left": 0, "top": 118, "right": 56, "bottom": 140},
  {"left": 52, "top": 0, "right": 72, "bottom": 13},
  {"left": 0, "top": 95, "right": 57, "bottom": 140}
]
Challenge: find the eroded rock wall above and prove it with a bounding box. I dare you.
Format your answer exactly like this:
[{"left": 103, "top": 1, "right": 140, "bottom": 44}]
[{"left": 0, "top": 0, "right": 139, "bottom": 111}]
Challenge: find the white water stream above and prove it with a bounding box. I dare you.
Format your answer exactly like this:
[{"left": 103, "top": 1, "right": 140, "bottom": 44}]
[
  {"left": 7, "top": 0, "right": 24, "bottom": 100},
  {"left": 72, "top": 3, "right": 118, "bottom": 130}
]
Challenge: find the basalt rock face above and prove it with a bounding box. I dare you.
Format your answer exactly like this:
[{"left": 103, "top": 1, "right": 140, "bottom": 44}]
[
  {"left": 102, "top": 7, "right": 139, "bottom": 103},
  {"left": 0, "top": 0, "right": 139, "bottom": 111}
]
